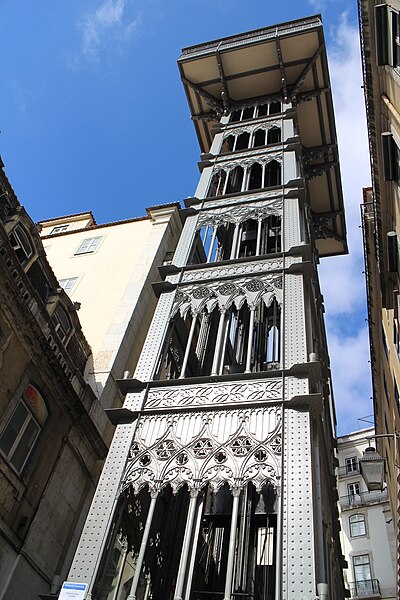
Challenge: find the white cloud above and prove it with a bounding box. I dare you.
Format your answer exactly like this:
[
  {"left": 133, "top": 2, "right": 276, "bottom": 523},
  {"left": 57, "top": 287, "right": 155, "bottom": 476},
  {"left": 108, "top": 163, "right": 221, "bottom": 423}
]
[
  {"left": 320, "top": 13, "right": 371, "bottom": 315},
  {"left": 328, "top": 327, "right": 373, "bottom": 435},
  {"left": 308, "top": 0, "right": 326, "bottom": 9},
  {"left": 9, "top": 80, "right": 34, "bottom": 114},
  {"left": 78, "top": 0, "right": 141, "bottom": 62},
  {"left": 318, "top": 14, "right": 373, "bottom": 432}
]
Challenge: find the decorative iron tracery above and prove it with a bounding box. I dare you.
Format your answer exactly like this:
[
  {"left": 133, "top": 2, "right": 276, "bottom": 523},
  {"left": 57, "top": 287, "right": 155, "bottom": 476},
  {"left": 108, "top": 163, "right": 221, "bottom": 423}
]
[
  {"left": 222, "top": 120, "right": 282, "bottom": 138},
  {"left": 171, "top": 274, "right": 283, "bottom": 318},
  {"left": 121, "top": 406, "right": 282, "bottom": 495},
  {"left": 196, "top": 197, "right": 283, "bottom": 229}
]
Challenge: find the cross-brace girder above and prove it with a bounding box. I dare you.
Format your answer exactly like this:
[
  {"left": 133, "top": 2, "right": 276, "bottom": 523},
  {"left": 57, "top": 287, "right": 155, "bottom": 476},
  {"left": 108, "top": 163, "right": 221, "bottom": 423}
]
[
  {"left": 290, "top": 43, "right": 324, "bottom": 101},
  {"left": 192, "top": 111, "right": 220, "bottom": 122},
  {"left": 181, "top": 76, "right": 224, "bottom": 115}
]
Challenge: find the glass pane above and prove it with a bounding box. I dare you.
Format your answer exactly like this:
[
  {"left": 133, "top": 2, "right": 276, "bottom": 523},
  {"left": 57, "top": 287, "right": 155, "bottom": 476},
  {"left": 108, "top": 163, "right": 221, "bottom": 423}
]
[
  {"left": 11, "top": 418, "right": 40, "bottom": 472},
  {"left": 76, "top": 237, "right": 99, "bottom": 254},
  {"left": 59, "top": 277, "right": 78, "bottom": 293},
  {"left": 0, "top": 403, "right": 28, "bottom": 455},
  {"left": 16, "top": 226, "right": 33, "bottom": 258},
  {"left": 350, "top": 515, "right": 366, "bottom": 537},
  {"left": 56, "top": 306, "right": 71, "bottom": 334},
  {"left": 257, "top": 526, "right": 274, "bottom": 565}
]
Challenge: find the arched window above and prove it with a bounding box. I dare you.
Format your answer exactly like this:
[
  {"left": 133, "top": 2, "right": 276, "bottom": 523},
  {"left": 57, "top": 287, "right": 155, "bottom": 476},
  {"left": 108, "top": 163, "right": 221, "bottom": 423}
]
[
  {"left": 225, "top": 166, "right": 244, "bottom": 194},
  {"left": 207, "top": 170, "right": 227, "bottom": 197},
  {"left": 242, "top": 106, "right": 255, "bottom": 120},
  {"left": 52, "top": 304, "right": 72, "bottom": 344},
  {"left": 221, "top": 135, "right": 235, "bottom": 154},
  {"left": 265, "top": 160, "right": 281, "bottom": 187},
  {"left": 253, "top": 129, "right": 266, "bottom": 147},
  {"left": 9, "top": 224, "right": 34, "bottom": 266},
  {"left": 236, "top": 132, "right": 250, "bottom": 150},
  {"left": 267, "top": 127, "right": 281, "bottom": 145},
  {"left": 257, "top": 104, "right": 268, "bottom": 117},
  {"left": 349, "top": 514, "right": 366, "bottom": 537},
  {"left": 269, "top": 102, "right": 281, "bottom": 115},
  {"left": 248, "top": 163, "right": 263, "bottom": 190},
  {"left": 0, "top": 383, "right": 48, "bottom": 473},
  {"left": 230, "top": 109, "right": 241, "bottom": 123}
]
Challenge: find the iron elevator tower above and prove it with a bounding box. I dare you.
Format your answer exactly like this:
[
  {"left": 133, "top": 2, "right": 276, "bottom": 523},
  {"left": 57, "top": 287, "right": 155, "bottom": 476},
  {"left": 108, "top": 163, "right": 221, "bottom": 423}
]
[{"left": 67, "top": 15, "right": 347, "bottom": 600}]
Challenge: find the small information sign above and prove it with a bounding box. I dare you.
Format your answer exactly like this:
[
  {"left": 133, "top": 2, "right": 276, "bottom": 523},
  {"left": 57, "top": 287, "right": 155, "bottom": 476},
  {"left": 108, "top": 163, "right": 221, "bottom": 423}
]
[{"left": 59, "top": 582, "right": 88, "bottom": 600}]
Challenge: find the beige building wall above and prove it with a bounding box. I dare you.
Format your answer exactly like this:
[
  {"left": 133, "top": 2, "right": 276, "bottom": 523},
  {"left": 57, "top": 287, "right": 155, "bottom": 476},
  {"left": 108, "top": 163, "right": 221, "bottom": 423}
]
[
  {"left": 40, "top": 205, "right": 182, "bottom": 442},
  {"left": 359, "top": 3, "right": 400, "bottom": 587}
]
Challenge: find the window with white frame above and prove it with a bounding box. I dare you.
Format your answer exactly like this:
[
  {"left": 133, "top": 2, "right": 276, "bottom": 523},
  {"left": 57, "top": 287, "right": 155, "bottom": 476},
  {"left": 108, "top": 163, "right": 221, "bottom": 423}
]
[
  {"left": 50, "top": 225, "right": 69, "bottom": 235},
  {"left": 345, "top": 456, "right": 358, "bottom": 473},
  {"left": 349, "top": 514, "right": 366, "bottom": 537},
  {"left": 347, "top": 482, "right": 361, "bottom": 505},
  {"left": 59, "top": 277, "right": 78, "bottom": 294},
  {"left": 353, "top": 554, "right": 373, "bottom": 591},
  {"left": 75, "top": 236, "right": 102, "bottom": 255},
  {"left": 0, "top": 383, "right": 48, "bottom": 473}
]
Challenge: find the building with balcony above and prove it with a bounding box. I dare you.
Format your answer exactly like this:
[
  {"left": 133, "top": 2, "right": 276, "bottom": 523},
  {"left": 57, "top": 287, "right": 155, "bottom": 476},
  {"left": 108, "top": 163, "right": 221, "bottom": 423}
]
[
  {"left": 359, "top": 0, "right": 400, "bottom": 592},
  {"left": 63, "top": 15, "right": 348, "bottom": 600},
  {"left": 338, "top": 428, "right": 396, "bottom": 599},
  {"left": 38, "top": 205, "right": 182, "bottom": 446},
  {"left": 0, "top": 162, "right": 108, "bottom": 599}
]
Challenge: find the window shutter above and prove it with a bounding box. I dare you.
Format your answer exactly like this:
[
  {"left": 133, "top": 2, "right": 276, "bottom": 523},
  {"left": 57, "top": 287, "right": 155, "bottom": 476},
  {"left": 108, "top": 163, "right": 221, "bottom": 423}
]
[
  {"left": 387, "top": 231, "right": 398, "bottom": 272},
  {"left": 375, "top": 4, "right": 390, "bottom": 66},
  {"left": 381, "top": 132, "right": 397, "bottom": 181}
]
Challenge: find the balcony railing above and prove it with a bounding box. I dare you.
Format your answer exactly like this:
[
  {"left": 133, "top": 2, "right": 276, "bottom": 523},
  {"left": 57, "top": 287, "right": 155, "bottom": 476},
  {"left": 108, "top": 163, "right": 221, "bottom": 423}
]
[
  {"left": 348, "top": 579, "right": 381, "bottom": 598},
  {"left": 339, "top": 488, "right": 388, "bottom": 510},
  {"left": 338, "top": 463, "right": 360, "bottom": 478}
]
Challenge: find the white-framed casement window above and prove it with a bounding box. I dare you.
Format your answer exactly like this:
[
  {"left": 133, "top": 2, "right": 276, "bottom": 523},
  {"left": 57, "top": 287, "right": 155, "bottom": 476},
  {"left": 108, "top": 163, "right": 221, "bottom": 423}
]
[
  {"left": 50, "top": 225, "right": 69, "bottom": 235},
  {"left": 0, "top": 383, "right": 48, "bottom": 474},
  {"left": 345, "top": 456, "right": 358, "bottom": 474},
  {"left": 59, "top": 277, "right": 78, "bottom": 294},
  {"left": 352, "top": 554, "right": 373, "bottom": 595},
  {"left": 349, "top": 513, "right": 367, "bottom": 537},
  {"left": 75, "top": 236, "right": 102, "bottom": 255},
  {"left": 348, "top": 482, "right": 361, "bottom": 506}
]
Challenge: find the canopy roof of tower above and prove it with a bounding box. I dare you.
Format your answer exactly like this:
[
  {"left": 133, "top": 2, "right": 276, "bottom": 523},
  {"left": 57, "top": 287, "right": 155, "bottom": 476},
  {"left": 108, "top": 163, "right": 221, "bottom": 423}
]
[{"left": 178, "top": 15, "right": 347, "bottom": 257}]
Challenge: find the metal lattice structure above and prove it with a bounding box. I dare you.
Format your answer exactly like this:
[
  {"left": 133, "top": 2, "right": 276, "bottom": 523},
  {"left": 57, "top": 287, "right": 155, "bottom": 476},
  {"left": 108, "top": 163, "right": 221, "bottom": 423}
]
[{"left": 67, "top": 15, "right": 347, "bottom": 600}]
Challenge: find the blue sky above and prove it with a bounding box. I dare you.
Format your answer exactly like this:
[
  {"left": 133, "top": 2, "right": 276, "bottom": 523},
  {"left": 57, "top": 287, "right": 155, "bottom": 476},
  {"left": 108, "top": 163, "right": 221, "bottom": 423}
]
[{"left": 0, "top": 0, "right": 371, "bottom": 434}]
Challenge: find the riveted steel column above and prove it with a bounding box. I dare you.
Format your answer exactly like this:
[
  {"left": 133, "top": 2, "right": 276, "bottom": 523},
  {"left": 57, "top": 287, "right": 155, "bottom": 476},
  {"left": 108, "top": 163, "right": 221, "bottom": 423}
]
[
  {"left": 245, "top": 308, "right": 255, "bottom": 373},
  {"left": 223, "top": 488, "right": 241, "bottom": 600},
  {"left": 127, "top": 492, "right": 158, "bottom": 600},
  {"left": 256, "top": 217, "right": 263, "bottom": 255},
  {"left": 179, "top": 314, "right": 197, "bottom": 378},
  {"left": 207, "top": 226, "right": 218, "bottom": 262},
  {"left": 211, "top": 310, "right": 226, "bottom": 375},
  {"left": 230, "top": 223, "right": 240, "bottom": 259},
  {"left": 184, "top": 494, "right": 204, "bottom": 600},
  {"left": 174, "top": 490, "right": 199, "bottom": 600}
]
